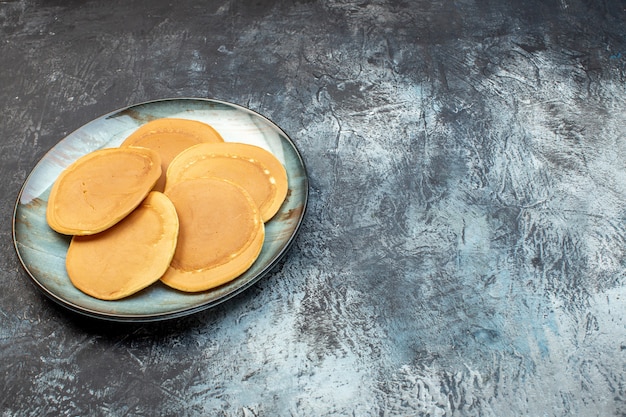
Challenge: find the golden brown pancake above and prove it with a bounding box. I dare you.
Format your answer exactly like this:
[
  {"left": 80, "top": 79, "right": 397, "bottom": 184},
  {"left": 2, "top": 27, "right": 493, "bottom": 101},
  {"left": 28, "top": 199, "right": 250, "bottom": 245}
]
[
  {"left": 46, "top": 147, "right": 161, "bottom": 235},
  {"left": 161, "top": 177, "right": 265, "bottom": 292},
  {"left": 66, "top": 191, "right": 179, "bottom": 300},
  {"left": 120, "top": 118, "right": 224, "bottom": 192},
  {"left": 165, "top": 142, "right": 288, "bottom": 222}
]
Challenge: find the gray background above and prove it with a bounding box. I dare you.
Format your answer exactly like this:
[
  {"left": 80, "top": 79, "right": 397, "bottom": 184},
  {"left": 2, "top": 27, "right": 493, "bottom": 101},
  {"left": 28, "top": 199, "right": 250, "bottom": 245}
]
[{"left": 2, "top": 0, "right": 626, "bottom": 415}]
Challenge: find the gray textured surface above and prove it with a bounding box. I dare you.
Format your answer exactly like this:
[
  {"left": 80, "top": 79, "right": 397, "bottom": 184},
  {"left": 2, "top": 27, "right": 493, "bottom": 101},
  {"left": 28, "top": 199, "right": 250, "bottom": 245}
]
[{"left": 2, "top": 0, "right": 626, "bottom": 415}]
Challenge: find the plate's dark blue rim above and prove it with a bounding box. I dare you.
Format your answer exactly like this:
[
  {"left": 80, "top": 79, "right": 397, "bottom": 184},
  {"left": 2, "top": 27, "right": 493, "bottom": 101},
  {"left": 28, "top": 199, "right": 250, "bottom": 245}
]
[{"left": 12, "top": 97, "right": 309, "bottom": 323}]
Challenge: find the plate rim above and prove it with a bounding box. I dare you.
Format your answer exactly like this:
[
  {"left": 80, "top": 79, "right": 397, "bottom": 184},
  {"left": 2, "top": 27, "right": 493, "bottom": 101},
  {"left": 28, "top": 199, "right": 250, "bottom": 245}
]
[{"left": 12, "top": 97, "right": 309, "bottom": 322}]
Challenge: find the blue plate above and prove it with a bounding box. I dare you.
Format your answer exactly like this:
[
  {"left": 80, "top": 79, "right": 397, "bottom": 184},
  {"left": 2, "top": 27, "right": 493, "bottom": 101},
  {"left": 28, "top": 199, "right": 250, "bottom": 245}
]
[{"left": 12, "top": 98, "right": 308, "bottom": 322}]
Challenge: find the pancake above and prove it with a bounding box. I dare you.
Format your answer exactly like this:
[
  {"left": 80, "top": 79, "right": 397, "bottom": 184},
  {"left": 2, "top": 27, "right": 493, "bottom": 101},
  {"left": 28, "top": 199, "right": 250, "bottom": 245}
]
[
  {"left": 66, "top": 191, "right": 179, "bottom": 300},
  {"left": 161, "top": 177, "right": 265, "bottom": 292},
  {"left": 46, "top": 147, "right": 161, "bottom": 235},
  {"left": 120, "top": 118, "right": 224, "bottom": 192},
  {"left": 165, "top": 142, "right": 288, "bottom": 222}
]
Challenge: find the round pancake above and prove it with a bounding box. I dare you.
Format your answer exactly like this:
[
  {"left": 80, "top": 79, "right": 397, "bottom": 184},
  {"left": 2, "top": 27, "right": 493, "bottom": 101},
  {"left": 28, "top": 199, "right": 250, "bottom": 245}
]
[
  {"left": 46, "top": 147, "right": 161, "bottom": 235},
  {"left": 161, "top": 177, "right": 265, "bottom": 292},
  {"left": 165, "top": 142, "right": 288, "bottom": 222},
  {"left": 66, "top": 191, "right": 179, "bottom": 300},
  {"left": 120, "top": 118, "right": 224, "bottom": 192}
]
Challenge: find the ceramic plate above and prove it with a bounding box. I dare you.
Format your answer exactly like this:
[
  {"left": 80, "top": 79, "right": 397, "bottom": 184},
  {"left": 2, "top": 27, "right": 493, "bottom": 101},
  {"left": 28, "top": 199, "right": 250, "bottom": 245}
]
[{"left": 13, "top": 98, "right": 308, "bottom": 322}]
